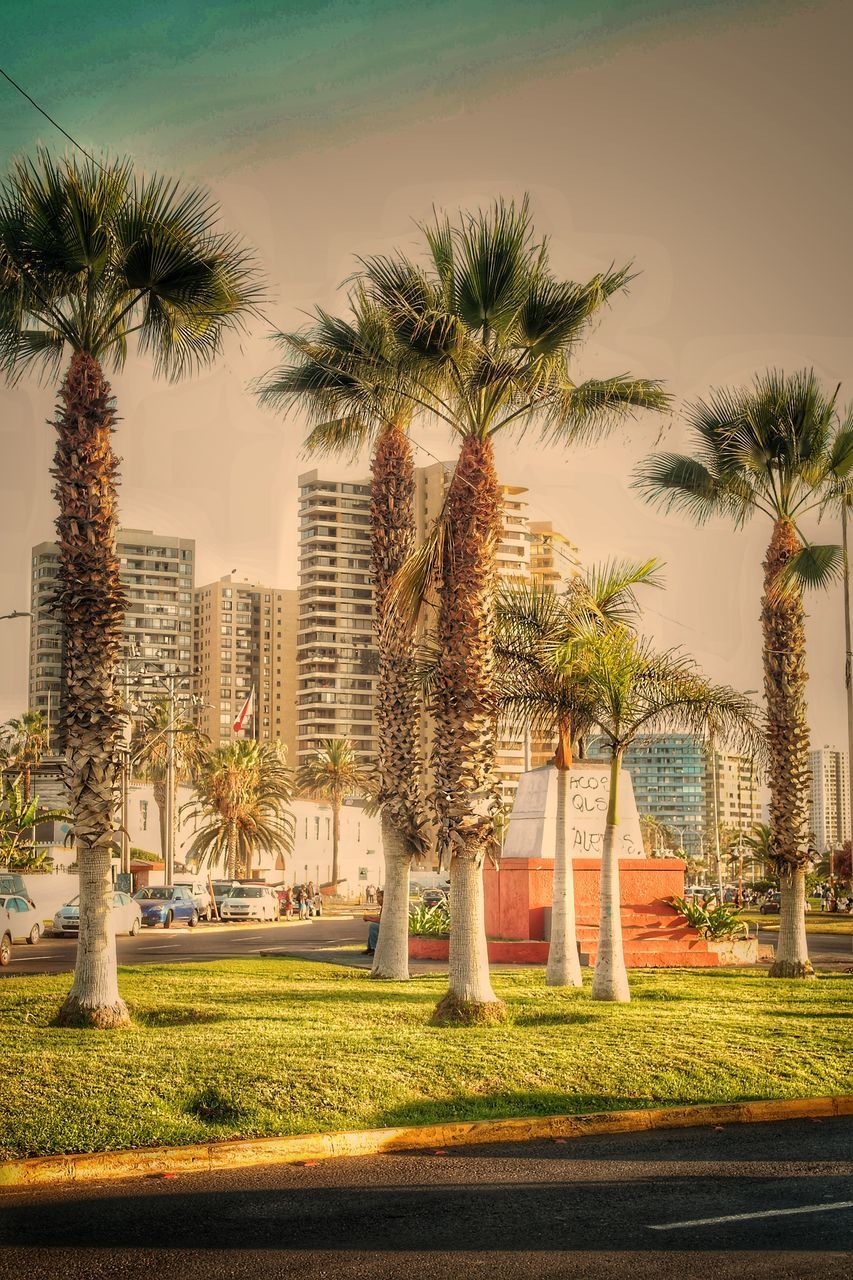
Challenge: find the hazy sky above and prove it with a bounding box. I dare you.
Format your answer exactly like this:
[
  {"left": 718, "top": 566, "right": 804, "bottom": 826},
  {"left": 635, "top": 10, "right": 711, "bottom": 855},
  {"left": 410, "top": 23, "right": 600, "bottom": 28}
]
[{"left": 1, "top": 0, "right": 851, "bottom": 749}]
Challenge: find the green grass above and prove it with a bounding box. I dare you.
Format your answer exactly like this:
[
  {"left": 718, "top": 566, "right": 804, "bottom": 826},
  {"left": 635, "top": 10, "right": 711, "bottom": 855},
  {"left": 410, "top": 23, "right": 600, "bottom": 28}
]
[
  {"left": 1, "top": 960, "right": 851, "bottom": 1161},
  {"left": 743, "top": 912, "right": 853, "bottom": 934}
]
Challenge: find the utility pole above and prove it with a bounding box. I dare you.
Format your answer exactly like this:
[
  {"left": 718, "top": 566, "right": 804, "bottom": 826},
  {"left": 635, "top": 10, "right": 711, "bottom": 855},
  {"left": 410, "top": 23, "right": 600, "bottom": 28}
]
[
  {"left": 709, "top": 728, "right": 724, "bottom": 901},
  {"left": 164, "top": 675, "right": 177, "bottom": 886},
  {"left": 842, "top": 504, "right": 853, "bottom": 868}
]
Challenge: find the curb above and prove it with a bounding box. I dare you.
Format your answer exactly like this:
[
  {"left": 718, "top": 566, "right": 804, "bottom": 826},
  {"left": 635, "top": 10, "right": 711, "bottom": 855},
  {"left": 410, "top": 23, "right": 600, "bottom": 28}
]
[{"left": 2, "top": 1095, "right": 851, "bottom": 1190}]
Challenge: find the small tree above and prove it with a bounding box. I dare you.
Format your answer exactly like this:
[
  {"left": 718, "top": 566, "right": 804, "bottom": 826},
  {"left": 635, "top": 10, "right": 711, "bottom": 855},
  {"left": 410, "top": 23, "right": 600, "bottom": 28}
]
[
  {"left": 0, "top": 775, "right": 67, "bottom": 870},
  {"left": 1, "top": 711, "right": 49, "bottom": 804},
  {"left": 576, "top": 628, "right": 762, "bottom": 1002},
  {"left": 297, "top": 738, "right": 371, "bottom": 889},
  {"left": 182, "top": 742, "right": 294, "bottom": 881}
]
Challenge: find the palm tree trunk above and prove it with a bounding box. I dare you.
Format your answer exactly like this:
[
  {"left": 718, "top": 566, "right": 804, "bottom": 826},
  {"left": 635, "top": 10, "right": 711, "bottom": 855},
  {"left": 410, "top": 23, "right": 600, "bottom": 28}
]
[
  {"left": 226, "top": 824, "right": 238, "bottom": 881},
  {"left": 431, "top": 436, "right": 505, "bottom": 1024},
  {"left": 592, "top": 750, "right": 630, "bottom": 1002},
  {"left": 763, "top": 520, "right": 814, "bottom": 978},
  {"left": 372, "top": 812, "right": 411, "bottom": 980},
  {"left": 54, "top": 352, "right": 129, "bottom": 1029},
  {"left": 371, "top": 422, "right": 423, "bottom": 980},
  {"left": 153, "top": 777, "right": 167, "bottom": 860},
  {"left": 545, "top": 761, "right": 582, "bottom": 987}
]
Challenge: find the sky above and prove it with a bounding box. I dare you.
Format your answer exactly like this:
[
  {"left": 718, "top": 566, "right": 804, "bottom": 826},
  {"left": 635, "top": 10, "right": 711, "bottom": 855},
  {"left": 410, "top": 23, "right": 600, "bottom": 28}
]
[{"left": 0, "top": 0, "right": 851, "bottom": 749}]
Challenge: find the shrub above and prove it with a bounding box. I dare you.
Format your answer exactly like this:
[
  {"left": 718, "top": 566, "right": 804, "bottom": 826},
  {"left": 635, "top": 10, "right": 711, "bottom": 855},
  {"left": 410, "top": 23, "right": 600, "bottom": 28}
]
[
  {"left": 408, "top": 901, "right": 450, "bottom": 936},
  {"left": 670, "top": 895, "right": 749, "bottom": 941}
]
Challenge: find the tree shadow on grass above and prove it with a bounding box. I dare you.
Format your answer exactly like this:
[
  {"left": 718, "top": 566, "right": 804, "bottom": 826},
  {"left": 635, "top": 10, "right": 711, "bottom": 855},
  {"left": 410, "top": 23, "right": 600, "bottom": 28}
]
[
  {"left": 134, "top": 1009, "right": 226, "bottom": 1027},
  {"left": 511, "top": 1010, "right": 596, "bottom": 1027}
]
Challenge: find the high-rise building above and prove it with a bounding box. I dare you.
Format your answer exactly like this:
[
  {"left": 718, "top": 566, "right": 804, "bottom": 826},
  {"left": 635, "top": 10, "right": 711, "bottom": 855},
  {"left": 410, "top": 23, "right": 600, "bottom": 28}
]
[
  {"left": 29, "top": 529, "right": 195, "bottom": 738},
  {"left": 587, "top": 733, "right": 707, "bottom": 856},
  {"left": 707, "top": 749, "right": 762, "bottom": 840},
  {"left": 809, "top": 747, "right": 850, "bottom": 852},
  {"left": 528, "top": 521, "right": 579, "bottom": 589},
  {"left": 295, "top": 471, "right": 377, "bottom": 766},
  {"left": 193, "top": 576, "right": 298, "bottom": 760}
]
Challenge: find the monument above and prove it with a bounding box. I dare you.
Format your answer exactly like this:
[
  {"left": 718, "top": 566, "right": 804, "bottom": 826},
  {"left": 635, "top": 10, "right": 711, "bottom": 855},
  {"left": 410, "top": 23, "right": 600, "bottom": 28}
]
[{"left": 502, "top": 760, "right": 644, "bottom": 862}]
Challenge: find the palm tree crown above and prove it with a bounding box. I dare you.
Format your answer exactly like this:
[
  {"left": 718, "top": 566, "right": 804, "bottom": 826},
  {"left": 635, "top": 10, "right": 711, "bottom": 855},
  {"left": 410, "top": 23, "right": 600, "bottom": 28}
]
[
  {"left": 183, "top": 741, "right": 294, "bottom": 880},
  {"left": 296, "top": 738, "right": 371, "bottom": 805},
  {"left": 0, "top": 149, "right": 263, "bottom": 381}
]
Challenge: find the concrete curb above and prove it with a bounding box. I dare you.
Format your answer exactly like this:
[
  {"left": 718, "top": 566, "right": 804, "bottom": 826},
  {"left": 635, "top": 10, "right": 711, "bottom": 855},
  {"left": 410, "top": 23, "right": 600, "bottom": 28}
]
[{"left": 2, "top": 1095, "right": 851, "bottom": 1190}]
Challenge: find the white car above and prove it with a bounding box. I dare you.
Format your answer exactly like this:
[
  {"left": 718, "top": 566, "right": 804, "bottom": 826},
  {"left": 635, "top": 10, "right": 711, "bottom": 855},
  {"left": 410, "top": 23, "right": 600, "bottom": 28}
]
[
  {"left": 0, "top": 893, "right": 43, "bottom": 945},
  {"left": 220, "top": 884, "right": 279, "bottom": 922},
  {"left": 52, "top": 891, "right": 142, "bottom": 938},
  {"left": 173, "top": 880, "right": 214, "bottom": 921}
]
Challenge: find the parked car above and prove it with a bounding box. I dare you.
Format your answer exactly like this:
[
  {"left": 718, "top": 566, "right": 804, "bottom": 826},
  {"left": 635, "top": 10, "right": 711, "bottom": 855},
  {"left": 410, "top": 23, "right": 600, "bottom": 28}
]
[
  {"left": 0, "top": 905, "right": 12, "bottom": 966},
  {"left": 53, "top": 891, "right": 142, "bottom": 938},
  {"left": 134, "top": 885, "right": 199, "bottom": 928},
  {"left": 220, "top": 884, "right": 279, "bottom": 922},
  {"left": 759, "top": 892, "right": 782, "bottom": 915},
  {"left": 420, "top": 889, "right": 448, "bottom": 909},
  {"left": 173, "top": 880, "right": 214, "bottom": 921},
  {"left": 0, "top": 893, "right": 42, "bottom": 944},
  {"left": 211, "top": 879, "right": 240, "bottom": 918}
]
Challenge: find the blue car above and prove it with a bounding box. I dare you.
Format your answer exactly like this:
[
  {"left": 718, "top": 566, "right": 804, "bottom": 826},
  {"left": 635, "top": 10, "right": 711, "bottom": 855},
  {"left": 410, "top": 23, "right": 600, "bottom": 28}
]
[{"left": 133, "top": 885, "right": 199, "bottom": 929}]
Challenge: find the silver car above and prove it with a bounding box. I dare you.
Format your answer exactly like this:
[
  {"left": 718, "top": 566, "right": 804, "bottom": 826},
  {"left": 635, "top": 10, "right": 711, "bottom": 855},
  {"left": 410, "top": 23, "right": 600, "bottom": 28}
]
[{"left": 53, "top": 891, "right": 142, "bottom": 937}]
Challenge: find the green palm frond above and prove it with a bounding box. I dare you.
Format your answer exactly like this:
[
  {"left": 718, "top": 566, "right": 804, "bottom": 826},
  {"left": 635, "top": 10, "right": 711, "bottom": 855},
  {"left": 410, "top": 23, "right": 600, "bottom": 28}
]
[
  {"left": 633, "top": 452, "right": 754, "bottom": 526},
  {"left": 536, "top": 375, "right": 670, "bottom": 447},
  {"left": 769, "top": 542, "right": 844, "bottom": 601}
]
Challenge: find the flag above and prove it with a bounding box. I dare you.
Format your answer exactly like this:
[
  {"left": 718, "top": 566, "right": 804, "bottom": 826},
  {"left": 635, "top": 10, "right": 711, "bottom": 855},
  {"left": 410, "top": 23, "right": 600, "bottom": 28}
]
[{"left": 233, "top": 686, "right": 255, "bottom": 735}]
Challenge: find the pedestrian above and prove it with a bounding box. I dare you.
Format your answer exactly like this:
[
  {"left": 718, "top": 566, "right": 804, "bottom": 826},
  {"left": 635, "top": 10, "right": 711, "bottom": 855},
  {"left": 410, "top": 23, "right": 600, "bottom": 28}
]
[
  {"left": 299, "top": 886, "right": 310, "bottom": 920},
  {"left": 366, "top": 884, "right": 375, "bottom": 905},
  {"left": 313, "top": 890, "right": 323, "bottom": 916},
  {"left": 363, "top": 888, "right": 384, "bottom": 955},
  {"left": 283, "top": 887, "right": 294, "bottom": 919}
]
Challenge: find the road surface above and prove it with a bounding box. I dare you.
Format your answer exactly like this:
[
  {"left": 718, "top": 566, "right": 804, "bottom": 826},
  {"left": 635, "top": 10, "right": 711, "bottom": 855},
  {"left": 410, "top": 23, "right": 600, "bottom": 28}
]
[
  {"left": 3, "top": 913, "right": 850, "bottom": 977},
  {"left": 2, "top": 1118, "right": 851, "bottom": 1278}
]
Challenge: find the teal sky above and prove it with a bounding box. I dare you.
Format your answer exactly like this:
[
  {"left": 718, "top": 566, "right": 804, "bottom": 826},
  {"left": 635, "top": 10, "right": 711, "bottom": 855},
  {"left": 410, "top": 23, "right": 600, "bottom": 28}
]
[
  {"left": 2, "top": 0, "right": 788, "bottom": 170},
  {"left": 1, "top": 0, "right": 851, "bottom": 751}
]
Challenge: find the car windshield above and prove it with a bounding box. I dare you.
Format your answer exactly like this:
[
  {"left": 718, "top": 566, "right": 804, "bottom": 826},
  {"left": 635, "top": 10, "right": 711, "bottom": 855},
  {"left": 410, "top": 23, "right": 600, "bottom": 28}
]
[
  {"left": 135, "top": 888, "right": 174, "bottom": 901},
  {"left": 231, "top": 886, "right": 263, "bottom": 898}
]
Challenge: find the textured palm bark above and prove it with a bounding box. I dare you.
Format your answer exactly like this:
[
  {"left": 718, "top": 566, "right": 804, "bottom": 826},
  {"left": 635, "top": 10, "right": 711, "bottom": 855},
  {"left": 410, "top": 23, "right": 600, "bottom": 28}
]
[
  {"left": 591, "top": 753, "right": 630, "bottom": 1002},
  {"left": 545, "top": 763, "right": 582, "bottom": 987},
  {"left": 762, "top": 520, "right": 814, "bottom": 978},
  {"left": 54, "top": 353, "right": 130, "bottom": 1029},
  {"left": 153, "top": 777, "right": 167, "bottom": 859},
  {"left": 226, "top": 825, "right": 237, "bottom": 880},
  {"left": 371, "top": 423, "right": 424, "bottom": 980},
  {"left": 431, "top": 436, "right": 505, "bottom": 1022}
]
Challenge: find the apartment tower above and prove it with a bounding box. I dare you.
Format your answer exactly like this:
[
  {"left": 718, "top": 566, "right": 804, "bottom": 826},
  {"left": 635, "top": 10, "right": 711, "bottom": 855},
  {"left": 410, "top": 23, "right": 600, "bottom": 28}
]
[{"left": 809, "top": 747, "right": 851, "bottom": 852}]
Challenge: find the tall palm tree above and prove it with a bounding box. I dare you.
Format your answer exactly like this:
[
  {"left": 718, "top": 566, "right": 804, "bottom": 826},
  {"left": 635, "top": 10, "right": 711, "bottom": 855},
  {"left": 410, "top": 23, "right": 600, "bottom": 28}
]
[
  {"left": 496, "top": 559, "right": 662, "bottom": 987},
  {"left": 577, "top": 628, "right": 761, "bottom": 1001},
  {"left": 183, "top": 741, "right": 294, "bottom": 880},
  {"left": 636, "top": 369, "right": 852, "bottom": 977},
  {"left": 258, "top": 291, "right": 428, "bottom": 980},
  {"left": 297, "top": 738, "right": 371, "bottom": 889},
  {"left": 132, "top": 700, "right": 208, "bottom": 859},
  {"left": 2, "top": 710, "right": 49, "bottom": 803},
  {"left": 364, "top": 198, "right": 668, "bottom": 1022},
  {"left": 0, "top": 150, "right": 261, "bottom": 1026}
]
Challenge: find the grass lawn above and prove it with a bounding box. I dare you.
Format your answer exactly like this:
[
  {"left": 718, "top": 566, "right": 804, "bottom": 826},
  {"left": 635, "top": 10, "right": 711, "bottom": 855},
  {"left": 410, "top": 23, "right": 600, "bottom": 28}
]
[
  {"left": 744, "top": 912, "right": 853, "bottom": 935},
  {"left": 1, "top": 960, "right": 851, "bottom": 1161}
]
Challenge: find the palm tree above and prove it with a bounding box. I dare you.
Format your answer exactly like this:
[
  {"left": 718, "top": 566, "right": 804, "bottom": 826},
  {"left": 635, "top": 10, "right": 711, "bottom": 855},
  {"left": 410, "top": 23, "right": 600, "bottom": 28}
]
[
  {"left": 495, "top": 559, "right": 662, "bottom": 987},
  {"left": 297, "top": 738, "right": 371, "bottom": 889},
  {"left": 639, "top": 813, "right": 677, "bottom": 856},
  {"left": 258, "top": 291, "right": 428, "bottom": 980},
  {"left": 0, "top": 150, "right": 262, "bottom": 1026},
  {"left": 183, "top": 741, "right": 294, "bottom": 880},
  {"left": 636, "top": 369, "right": 852, "bottom": 977},
  {"left": 0, "top": 775, "right": 67, "bottom": 871},
  {"left": 363, "top": 197, "right": 668, "bottom": 1023},
  {"left": 2, "top": 710, "right": 50, "bottom": 803},
  {"left": 132, "top": 700, "right": 208, "bottom": 859},
  {"left": 578, "top": 628, "right": 762, "bottom": 1001}
]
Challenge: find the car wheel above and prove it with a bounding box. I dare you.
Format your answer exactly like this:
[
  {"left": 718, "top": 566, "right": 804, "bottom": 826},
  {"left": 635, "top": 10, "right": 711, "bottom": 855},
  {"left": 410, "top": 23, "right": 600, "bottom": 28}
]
[
  {"left": 189, "top": 910, "right": 199, "bottom": 928},
  {"left": 0, "top": 933, "right": 10, "bottom": 966},
  {"left": 27, "top": 923, "right": 41, "bottom": 945},
  {"left": 129, "top": 918, "right": 140, "bottom": 936},
  {"left": 163, "top": 912, "right": 173, "bottom": 929}
]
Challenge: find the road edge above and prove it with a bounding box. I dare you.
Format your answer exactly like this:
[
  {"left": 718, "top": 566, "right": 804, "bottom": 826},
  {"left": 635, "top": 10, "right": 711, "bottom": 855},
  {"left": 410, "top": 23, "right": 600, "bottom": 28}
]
[{"left": 3, "top": 1095, "right": 851, "bottom": 1189}]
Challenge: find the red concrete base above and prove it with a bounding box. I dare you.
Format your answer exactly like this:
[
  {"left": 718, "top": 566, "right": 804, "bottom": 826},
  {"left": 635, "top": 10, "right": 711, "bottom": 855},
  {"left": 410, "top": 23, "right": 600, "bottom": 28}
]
[{"left": 408, "top": 857, "right": 724, "bottom": 968}]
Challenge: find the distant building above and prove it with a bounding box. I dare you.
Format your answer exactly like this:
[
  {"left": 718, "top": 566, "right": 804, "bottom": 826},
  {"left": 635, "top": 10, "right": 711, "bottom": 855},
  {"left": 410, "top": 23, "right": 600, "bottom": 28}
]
[
  {"left": 528, "top": 521, "right": 579, "bottom": 590},
  {"left": 29, "top": 529, "right": 195, "bottom": 739},
  {"left": 809, "top": 747, "right": 850, "bottom": 853},
  {"left": 193, "top": 575, "right": 298, "bottom": 761}
]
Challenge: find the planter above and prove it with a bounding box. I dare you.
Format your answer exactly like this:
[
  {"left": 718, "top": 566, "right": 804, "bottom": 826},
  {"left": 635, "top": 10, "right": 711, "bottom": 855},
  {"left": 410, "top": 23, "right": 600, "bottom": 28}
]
[
  {"left": 707, "top": 937, "right": 768, "bottom": 964},
  {"left": 408, "top": 935, "right": 449, "bottom": 961}
]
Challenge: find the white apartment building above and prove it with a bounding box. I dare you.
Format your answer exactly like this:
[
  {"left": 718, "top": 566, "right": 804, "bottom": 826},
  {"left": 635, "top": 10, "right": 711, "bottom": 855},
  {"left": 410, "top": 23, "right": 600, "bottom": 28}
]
[{"left": 809, "top": 747, "right": 851, "bottom": 852}]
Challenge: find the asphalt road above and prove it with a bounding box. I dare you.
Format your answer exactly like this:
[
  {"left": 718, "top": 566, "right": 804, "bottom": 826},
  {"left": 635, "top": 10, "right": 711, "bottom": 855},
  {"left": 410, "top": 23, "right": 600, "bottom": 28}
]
[
  {"left": 3, "top": 913, "right": 850, "bottom": 976},
  {"left": 2, "top": 1119, "right": 851, "bottom": 1279},
  {"left": 0, "top": 914, "right": 369, "bottom": 977}
]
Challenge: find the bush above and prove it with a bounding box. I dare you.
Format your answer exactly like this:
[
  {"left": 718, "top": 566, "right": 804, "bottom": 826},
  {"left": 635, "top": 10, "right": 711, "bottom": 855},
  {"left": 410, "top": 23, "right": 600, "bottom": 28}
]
[
  {"left": 670, "top": 895, "right": 749, "bottom": 941},
  {"left": 408, "top": 901, "right": 450, "bottom": 937}
]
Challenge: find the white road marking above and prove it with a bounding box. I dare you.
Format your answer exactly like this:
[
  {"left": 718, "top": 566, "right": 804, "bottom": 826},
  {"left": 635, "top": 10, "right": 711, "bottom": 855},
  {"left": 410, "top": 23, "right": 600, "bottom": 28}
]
[{"left": 649, "top": 1200, "right": 853, "bottom": 1230}]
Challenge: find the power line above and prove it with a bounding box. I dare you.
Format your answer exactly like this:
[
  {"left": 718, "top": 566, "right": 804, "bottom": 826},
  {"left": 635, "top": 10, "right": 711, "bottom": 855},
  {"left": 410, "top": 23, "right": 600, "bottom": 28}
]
[{"left": 0, "top": 66, "right": 106, "bottom": 171}]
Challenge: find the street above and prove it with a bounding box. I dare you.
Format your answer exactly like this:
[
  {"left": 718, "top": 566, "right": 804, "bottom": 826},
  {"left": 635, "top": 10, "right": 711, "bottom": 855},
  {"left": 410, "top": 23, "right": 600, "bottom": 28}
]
[
  {"left": 3, "top": 913, "right": 851, "bottom": 977},
  {"left": 1, "top": 1118, "right": 851, "bottom": 1278}
]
